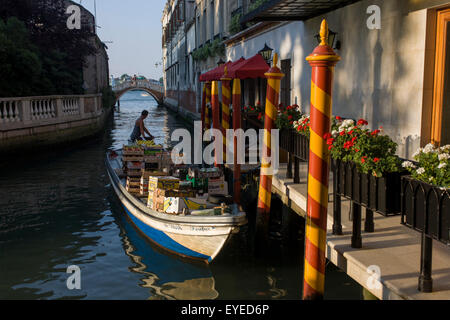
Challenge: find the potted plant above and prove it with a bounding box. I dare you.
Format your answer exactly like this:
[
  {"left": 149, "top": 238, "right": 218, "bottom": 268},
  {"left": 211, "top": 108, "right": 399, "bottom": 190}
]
[
  {"left": 401, "top": 144, "right": 450, "bottom": 244},
  {"left": 242, "top": 103, "right": 264, "bottom": 130},
  {"left": 328, "top": 118, "right": 404, "bottom": 216}
]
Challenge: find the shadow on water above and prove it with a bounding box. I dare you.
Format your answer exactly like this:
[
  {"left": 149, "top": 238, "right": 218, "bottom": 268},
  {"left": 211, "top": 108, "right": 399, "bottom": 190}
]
[{"left": 0, "top": 90, "right": 362, "bottom": 300}]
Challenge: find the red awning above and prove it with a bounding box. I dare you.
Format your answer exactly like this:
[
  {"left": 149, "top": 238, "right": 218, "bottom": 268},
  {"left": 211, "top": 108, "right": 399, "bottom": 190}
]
[
  {"left": 199, "top": 58, "right": 245, "bottom": 82},
  {"left": 227, "top": 54, "right": 270, "bottom": 79}
]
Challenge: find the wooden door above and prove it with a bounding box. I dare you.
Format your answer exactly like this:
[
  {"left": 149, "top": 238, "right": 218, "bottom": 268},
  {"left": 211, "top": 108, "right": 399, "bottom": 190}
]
[
  {"left": 280, "top": 59, "right": 291, "bottom": 108},
  {"left": 432, "top": 9, "right": 450, "bottom": 146}
]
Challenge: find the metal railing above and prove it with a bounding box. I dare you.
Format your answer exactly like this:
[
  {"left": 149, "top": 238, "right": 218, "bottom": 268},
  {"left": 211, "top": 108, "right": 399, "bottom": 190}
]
[{"left": 401, "top": 176, "right": 450, "bottom": 293}]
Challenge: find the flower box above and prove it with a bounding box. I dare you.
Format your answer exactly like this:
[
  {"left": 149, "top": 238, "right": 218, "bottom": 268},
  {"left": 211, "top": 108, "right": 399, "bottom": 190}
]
[
  {"left": 334, "top": 159, "right": 406, "bottom": 216},
  {"left": 401, "top": 176, "right": 450, "bottom": 245}
]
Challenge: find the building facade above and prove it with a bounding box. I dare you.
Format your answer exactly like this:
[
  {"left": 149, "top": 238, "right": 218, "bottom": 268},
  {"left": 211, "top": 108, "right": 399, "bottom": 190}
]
[
  {"left": 162, "top": 0, "right": 258, "bottom": 118},
  {"left": 162, "top": 0, "right": 450, "bottom": 158}
]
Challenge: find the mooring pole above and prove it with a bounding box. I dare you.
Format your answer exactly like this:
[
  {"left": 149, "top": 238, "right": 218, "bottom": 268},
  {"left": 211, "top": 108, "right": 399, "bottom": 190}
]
[
  {"left": 232, "top": 78, "right": 242, "bottom": 205},
  {"left": 211, "top": 81, "right": 221, "bottom": 167},
  {"left": 256, "top": 53, "right": 284, "bottom": 241},
  {"left": 221, "top": 68, "right": 232, "bottom": 164},
  {"left": 201, "top": 83, "right": 207, "bottom": 134},
  {"left": 205, "top": 81, "right": 212, "bottom": 132},
  {"left": 303, "top": 20, "right": 340, "bottom": 300}
]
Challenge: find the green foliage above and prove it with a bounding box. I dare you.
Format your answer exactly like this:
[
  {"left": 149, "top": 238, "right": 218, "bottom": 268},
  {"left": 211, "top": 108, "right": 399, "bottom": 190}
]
[
  {"left": 229, "top": 13, "right": 243, "bottom": 35},
  {"left": 0, "top": 0, "right": 97, "bottom": 97},
  {"left": 248, "top": 0, "right": 271, "bottom": 12},
  {"left": 192, "top": 39, "right": 225, "bottom": 62},
  {"left": 403, "top": 144, "right": 450, "bottom": 188},
  {"left": 0, "top": 17, "right": 42, "bottom": 97}
]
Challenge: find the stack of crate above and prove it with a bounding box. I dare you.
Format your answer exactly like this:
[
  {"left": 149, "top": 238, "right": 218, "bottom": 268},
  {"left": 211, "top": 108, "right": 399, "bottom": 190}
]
[
  {"left": 123, "top": 145, "right": 144, "bottom": 177},
  {"left": 126, "top": 176, "right": 141, "bottom": 195}
]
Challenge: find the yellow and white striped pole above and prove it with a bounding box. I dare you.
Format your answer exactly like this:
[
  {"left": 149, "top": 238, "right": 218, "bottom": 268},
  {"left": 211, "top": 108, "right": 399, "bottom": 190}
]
[
  {"left": 221, "top": 67, "right": 232, "bottom": 163},
  {"left": 257, "top": 53, "right": 284, "bottom": 236},
  {"left": 303, "top": 20, "right": 340, "bottom": 300}
]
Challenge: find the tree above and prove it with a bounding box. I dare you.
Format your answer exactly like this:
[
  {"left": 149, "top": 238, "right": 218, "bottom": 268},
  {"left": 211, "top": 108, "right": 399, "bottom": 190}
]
[{"left": 0, "top": 0, "right": 97, "bottom": 96}]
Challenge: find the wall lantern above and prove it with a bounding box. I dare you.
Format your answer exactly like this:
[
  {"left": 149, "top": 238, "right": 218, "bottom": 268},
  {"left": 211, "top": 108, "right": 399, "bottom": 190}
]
[
  {"left": 259, "top": 43, "right": 273, "bottom": 64},
  {"left": 314, "top": 29, "right": 341, "bottom": 50}
]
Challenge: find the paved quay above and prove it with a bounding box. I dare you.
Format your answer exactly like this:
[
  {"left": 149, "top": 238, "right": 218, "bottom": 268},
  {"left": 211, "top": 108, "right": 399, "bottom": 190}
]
[{"left": 272, "top": 163, "right": 450, "bottom": 300}]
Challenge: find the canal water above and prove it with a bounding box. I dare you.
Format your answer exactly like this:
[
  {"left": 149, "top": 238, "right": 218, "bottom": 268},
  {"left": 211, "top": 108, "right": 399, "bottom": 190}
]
[{"left": 0, "top": 91, "right": 362, "bottom": 300}]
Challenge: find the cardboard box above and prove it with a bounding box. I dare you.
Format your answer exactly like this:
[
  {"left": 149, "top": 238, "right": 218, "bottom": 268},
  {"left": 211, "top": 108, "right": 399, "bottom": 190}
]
[
  {"left": 142, "top": 169, "right": 168, "bottom": 178},
  {"left": 156, "top": 188, "right": 196, "bottom": 198},
  {"left": 148, "top": 176, "right": 180, "bottom": 192},
  {"left": 163, "top": 197, "right": 208, "bottom": 214},
  {"left": 208, "top": 177, "right": 228, "bottom": 196},
  {"left": 189, "top": 167, "right": 223, "bottom": 179}
]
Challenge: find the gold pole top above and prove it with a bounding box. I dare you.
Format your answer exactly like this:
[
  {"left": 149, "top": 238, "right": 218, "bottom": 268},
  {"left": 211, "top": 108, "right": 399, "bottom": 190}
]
[
  {"left": 224, "top": 66, "right": 228, "bottom": 77},
  {"left": 273, "top": 53, "right": 278, "bottom": 68},
  {"left": 320, "top": 19, "right": 329, "bottom": 46}
]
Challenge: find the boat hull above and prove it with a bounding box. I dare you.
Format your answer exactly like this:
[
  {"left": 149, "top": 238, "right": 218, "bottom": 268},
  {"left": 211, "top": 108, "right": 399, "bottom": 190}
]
[{"left": 106, "top": 151, "right": 245, "bottom": 263}]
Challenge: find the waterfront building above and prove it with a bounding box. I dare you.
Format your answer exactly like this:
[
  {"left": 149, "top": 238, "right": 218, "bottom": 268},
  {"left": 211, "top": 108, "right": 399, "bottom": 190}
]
[
  {"left": 161, "top": 0, "right": 450, "bottom": 158},
  {"left": 64, "top": 0, "right": 110, "bottom": 95}
]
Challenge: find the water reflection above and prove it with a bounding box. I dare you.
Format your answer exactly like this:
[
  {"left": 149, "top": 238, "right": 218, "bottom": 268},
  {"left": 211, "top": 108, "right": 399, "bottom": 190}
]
[
  {"left": 0, "top": 91, "right": 362, "bottom": 300},
  {"left": 115, "top": 209, "right": 218, "bottom": 300}
]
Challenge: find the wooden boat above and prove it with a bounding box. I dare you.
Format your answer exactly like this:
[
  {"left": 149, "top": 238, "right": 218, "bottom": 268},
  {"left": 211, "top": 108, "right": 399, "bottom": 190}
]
[{"left": 106, "top": 150, "right": 247, "bottom": 263}]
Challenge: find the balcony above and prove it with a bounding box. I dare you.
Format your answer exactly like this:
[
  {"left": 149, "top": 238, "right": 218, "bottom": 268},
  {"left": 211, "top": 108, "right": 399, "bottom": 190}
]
[{"left": 240, "top": 0, "right": 363, "bottom": 23}]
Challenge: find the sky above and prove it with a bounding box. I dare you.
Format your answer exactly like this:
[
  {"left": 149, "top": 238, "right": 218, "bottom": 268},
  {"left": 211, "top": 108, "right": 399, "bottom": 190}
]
[{"left": 77, "top": 0, "right": 165, "bottom": 81}]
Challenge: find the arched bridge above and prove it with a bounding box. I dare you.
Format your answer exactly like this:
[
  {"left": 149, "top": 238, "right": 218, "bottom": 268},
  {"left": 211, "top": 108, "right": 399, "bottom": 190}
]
[{"left": 113, "top": 80, "right": 164, "bottom": 105}]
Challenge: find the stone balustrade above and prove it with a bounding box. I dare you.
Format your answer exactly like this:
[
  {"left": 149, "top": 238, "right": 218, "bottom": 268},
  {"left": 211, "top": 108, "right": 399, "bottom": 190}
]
[{"left": 0, "top": 94, "right": 102, "bottom": 132}]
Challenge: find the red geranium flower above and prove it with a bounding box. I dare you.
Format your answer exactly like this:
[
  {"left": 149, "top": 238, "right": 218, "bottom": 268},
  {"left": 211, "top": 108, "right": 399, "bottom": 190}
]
[
  {"left": 357, "top": 119, "right": 369, "bottom": 126},
  {"left": 323, "top": 133, "right": 332, "bottom": 140},
  {"left": 288, "top": 115, "right": 293, "bottom": 120},
  {"left": 374, "top": 158, "right": 380, "bottom": 163},
  {"left": 371, "top": 129, "right": 381, "bottom": 136},
  {"left": 327, "top": 138, "right": 335, "bottom": 146},
  {"left": 340, "top": 131, "right": 346, "bottom": 136},
  {"left": 336, "top": 116, "right": 342, "bottom": 121}
]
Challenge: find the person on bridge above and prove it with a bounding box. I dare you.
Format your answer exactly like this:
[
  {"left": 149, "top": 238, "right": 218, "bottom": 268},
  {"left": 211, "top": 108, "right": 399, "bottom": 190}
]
[{"left": 129, "top": 110, "right": 154, "bottom": 143}]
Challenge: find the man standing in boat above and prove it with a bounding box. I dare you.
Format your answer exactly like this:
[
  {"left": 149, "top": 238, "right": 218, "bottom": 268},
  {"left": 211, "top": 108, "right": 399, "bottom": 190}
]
[{"left": 130, "top": 110, "right": 154, "bottom": 142}]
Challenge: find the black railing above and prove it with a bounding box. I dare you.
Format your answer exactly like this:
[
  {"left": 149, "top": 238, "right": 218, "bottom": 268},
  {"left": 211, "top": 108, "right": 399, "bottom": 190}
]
[
  {"left": 401, "top": 176, "right": 450, "bottom": 293},
  {"left": 332, "top": 158, "right": 408, "bottom": 248},
  {"left": 280, "top": 129, "right": 309, "bottom": 183}
]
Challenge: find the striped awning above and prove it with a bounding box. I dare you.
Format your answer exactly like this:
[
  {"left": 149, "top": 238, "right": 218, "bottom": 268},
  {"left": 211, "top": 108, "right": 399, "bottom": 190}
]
[{"left": 241, "top": 0, "right": 362, "bottom": 23}]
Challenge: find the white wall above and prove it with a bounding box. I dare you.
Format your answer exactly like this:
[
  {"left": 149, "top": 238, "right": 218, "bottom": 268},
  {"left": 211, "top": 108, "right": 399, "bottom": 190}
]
[{"left": 226, "top": 0, "right": 437, "bottom": 159}]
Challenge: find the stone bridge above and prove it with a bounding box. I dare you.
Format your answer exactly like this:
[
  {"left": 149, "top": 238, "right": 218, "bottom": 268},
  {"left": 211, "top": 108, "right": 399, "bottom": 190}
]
[{"left": 113, "top": 80, "right": 164, "bottom": 105}]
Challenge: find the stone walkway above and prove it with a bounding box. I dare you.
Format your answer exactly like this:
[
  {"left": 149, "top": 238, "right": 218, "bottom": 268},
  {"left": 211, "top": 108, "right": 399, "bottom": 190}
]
[{"left": 272, "top": 163, "right": 450, "bottom": 300}]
